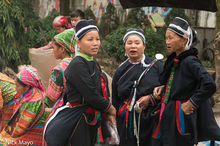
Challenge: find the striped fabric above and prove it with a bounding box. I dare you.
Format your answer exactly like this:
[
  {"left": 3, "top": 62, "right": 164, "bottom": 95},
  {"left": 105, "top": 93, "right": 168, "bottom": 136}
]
[
  {"left": 0, "top": 91, "right": 48, "bottom": 145},
  {"left": 46, "top": 80, "right": 62, "bottom": 102},
  {"left": 11, "top": 108, "right": 36, "bottom": 137},
  {"left": 54, "top": 29, "right": 76, "bottom": 57},
  {"left": 46, "top": 58, "right": 72, "bottom": 102},
  {"left": 5, "top": 124, "right": 44, "bottom": 146},
  {"left": 0, "top": 67, "right": 49, "bottom": 146},
  {"left": 0, "top": 91, "right": 3, "bottom": 111},
  {"left": 75, "top": 20, "right": 98, "bottom": 40},
  {"left": 0, "top": 73, "right": 17, "bottom": 132},
  {"left": 1, "top": 102, "right": 17, "bottom": 132},
  {"left": 0, "top": 91, "right": 49, "bottom": 145},
  {"left": 0, "top": 73, "right": 15, "bottom": 84},
  {"left": 153, "top": 59, "right": 179, "bottom": 139},
  {"left": 0, "top": 82, "right": 16, "bottom": 104}
]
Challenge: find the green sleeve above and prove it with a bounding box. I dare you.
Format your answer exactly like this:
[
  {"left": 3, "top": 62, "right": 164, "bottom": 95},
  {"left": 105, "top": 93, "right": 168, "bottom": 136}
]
[{"left": 50, "top": 70, "right": 63, "bottom": 86}]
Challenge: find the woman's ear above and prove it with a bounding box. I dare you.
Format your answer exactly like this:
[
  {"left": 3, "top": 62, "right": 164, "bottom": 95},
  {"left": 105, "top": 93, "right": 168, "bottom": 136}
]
[
  {"left": 76, "top": 40, "right": 80, "bottom": 49},
  {"left": 60, "top": 47, "right": 66, "bottom": 53},
  {"left": 182, "top": 37, "right": 188, "bottom": 46}
]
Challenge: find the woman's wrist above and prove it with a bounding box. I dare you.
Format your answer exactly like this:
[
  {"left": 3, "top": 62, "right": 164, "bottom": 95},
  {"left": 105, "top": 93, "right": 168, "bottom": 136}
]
[
  {"left": 189, "top": 98, "right": 199, "bottom": 110},
  {"left": 140, "top": 95, "right": 150, "bottom": 103},
  {"left": 107, "top": 105, "right": 116, "bottom": 116}
]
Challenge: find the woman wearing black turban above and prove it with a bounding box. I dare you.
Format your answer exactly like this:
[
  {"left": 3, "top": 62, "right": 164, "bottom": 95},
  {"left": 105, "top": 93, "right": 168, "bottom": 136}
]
[{"left": 153, "top": 17, "right": 220, "bottom": 146}]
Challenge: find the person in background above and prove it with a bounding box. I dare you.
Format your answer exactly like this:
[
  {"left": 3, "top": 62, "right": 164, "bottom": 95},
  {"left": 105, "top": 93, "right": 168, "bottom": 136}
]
[
  {"left": 70, "top": 9, "right": 85, "bottom": 30},
  {"left": 38, "top": 16, "right": 70, "bottom": 50},
  {"left": 52, "top": 16, "right": 70, "bottom": 34},
  {"left": 0, "top": 57, "right": 18, "bottom": 132},
  {"left": 70, "top": 9, "right": 85, "bottom": 54},
  {"left": 45, "top": 29, "right": 75, "bottom": 112},
  {"left": 44, "top": 19, "right": 116, "bottom": 146},
  {"left": 153, "top": 17, "right": 220, "bottom": 146},
  {"left": 112, "top": 28, "right": 163, "bottom": 146},
  {"left": 0, "top": 66, "right": 50, "bottom": 146}
]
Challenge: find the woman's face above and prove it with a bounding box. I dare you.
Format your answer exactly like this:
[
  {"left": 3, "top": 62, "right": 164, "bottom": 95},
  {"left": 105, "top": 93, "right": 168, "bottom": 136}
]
[
  {"left": 124, "top": 35, "right": 145, "bottom": 61},
  {"left": 15, "top": 79, "right": 30, "bottom": 96},
  {"left": 52, "top": 42, "right": 64, "bottom": 59},
  {"left": 54, "top": 26, "right": 66, "bottom": 34},
  {"left": 77, "top": 31, "right": 100, "bottom": 56},
  {"left": 166, "top": 30, "right": 187, "bottom": 55}
]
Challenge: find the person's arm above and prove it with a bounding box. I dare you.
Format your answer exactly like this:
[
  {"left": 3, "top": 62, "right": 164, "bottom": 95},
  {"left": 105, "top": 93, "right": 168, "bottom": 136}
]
[
  {"left": 188, "top": 58, "right": 216, "bottom": 107},
  {"left": 66, "top": 60, "right": 111, "bottom": 112},
  {"left": 11, "top": 99, "right": 43, "bottom": 137},
  {"left": 46, "top": 70, "right": 64, "bottom": 102},
  {"left": 36, "top": 42, "right": 52, "bottom": 50},
  {"left": 182, "top": 57, "right": 216, "bottom": 114},
  {"left": 112, "top": 71, "right": 122, "bottom": 111},
  {"left": 153, "top": 61, "right": 165, "bottom": 99},
  {"left": 138, "top": 61, "right": 164, "bottom": 108}
]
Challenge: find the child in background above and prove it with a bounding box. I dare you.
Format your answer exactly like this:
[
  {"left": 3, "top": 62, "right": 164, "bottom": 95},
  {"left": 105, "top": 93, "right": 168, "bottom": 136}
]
[{"left": 70, "top": 9, "right": 85, "bottom": 30}]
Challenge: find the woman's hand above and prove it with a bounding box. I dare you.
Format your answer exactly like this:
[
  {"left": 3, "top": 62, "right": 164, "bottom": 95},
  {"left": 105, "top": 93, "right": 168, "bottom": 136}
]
[
  {"left": 107, "top": 105, "right": 116, "bottom": 125},
  {"left": 181, "top": 100, "right": 194, "bottom": 115},
  {"left": 153, "top": 85, "right": 164, "bottom": 100},
  {"left": 136, "top": 96, "right": 150, "bottom": 110},
  {"left": 45, "top": 108, "right": 52, "bottom": 113}
]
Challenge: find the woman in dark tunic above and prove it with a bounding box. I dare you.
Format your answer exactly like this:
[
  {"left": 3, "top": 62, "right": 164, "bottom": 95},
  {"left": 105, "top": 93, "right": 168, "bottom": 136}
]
[
  {"left": 44, "top": 19, "right": 116, "bottom": 146},
  {"left": 153, "top": 17, "right": 220, "bottom": 146},
  {"left": 112, "top": 28, "right": 163, "bottom": 146}
]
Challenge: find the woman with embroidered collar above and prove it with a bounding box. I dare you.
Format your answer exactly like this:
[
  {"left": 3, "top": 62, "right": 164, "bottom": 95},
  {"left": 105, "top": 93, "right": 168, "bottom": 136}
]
[
  {"left": 0, "top": 66, "right": 49, "bottom": 146},
  {"left": 112, "top": 28, "right": 163, "bottom": 146},
  {"left": 153, "top": 17, "right": 220, "bottom": 146},
  {"left": 44, "top": 19, "right": 116, "bottom": 146}
]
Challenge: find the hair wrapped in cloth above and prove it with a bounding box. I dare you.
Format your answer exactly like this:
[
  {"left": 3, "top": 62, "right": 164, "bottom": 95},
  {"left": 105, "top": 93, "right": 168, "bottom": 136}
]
[
  {"left": 75, "top": 19, "right": 99, "bottom": 40},
  {"left": 167, "top": 17, "right": 197, "bottom": 50},
  {"left": 123, "top": 28, "right": 146, "bottom": 45},
  {"left": 54, "top": 29, "right": 76, "bottom": 57},
  {"left": 17, "top": 65, "right": 45, "bottom": 92}
]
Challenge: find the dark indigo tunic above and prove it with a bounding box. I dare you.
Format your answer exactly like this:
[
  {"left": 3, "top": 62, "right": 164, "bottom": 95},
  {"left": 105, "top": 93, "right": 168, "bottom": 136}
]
[
  {"left": 156, "top": 48, "right": 220, "bottom": 146},
  {"left": 65, "top": 56, "right": 110, "bottom": 112},
  {"left": 112, "top": 56, "right": 163, "bottom": 146},
  {"left": 45, "top": 55, "right": 111, "bottom": 146}
]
